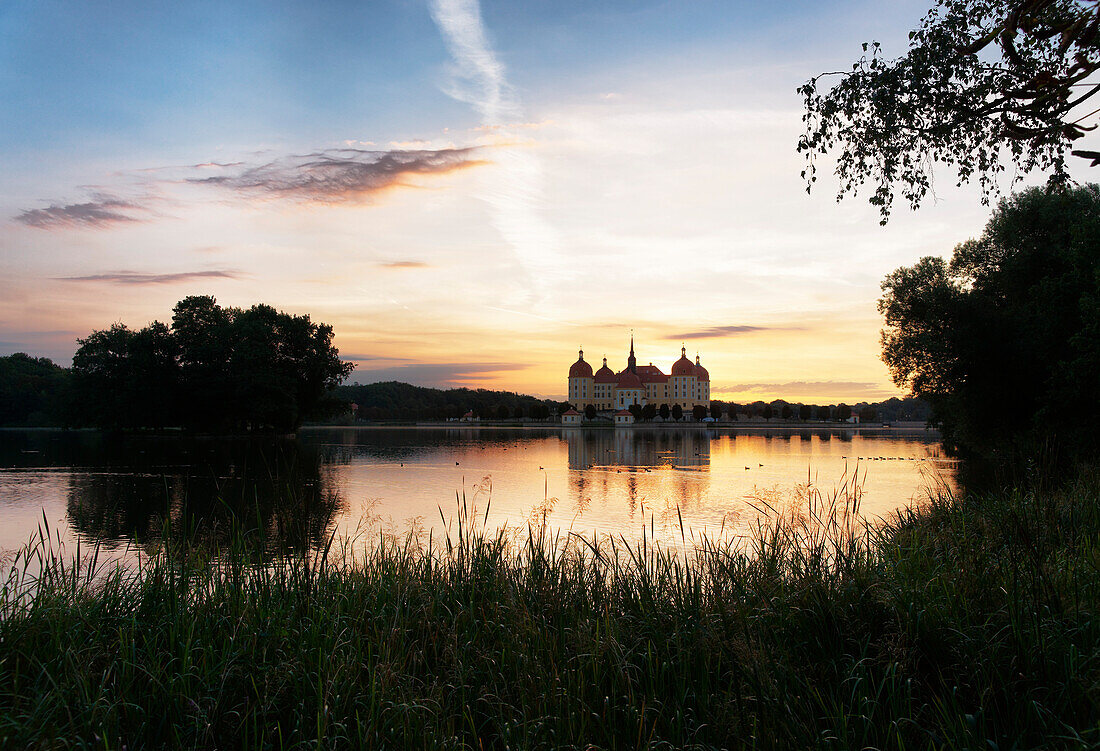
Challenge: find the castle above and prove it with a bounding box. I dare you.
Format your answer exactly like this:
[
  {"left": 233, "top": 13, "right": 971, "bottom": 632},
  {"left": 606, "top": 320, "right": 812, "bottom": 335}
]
[{"left": 567, "top": 338, "right": 711, "bottom": 412}]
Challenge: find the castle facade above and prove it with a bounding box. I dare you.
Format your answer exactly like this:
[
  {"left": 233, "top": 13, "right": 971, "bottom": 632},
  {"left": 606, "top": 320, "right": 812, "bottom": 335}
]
[{"left": 567, "top": 338, "right": 711, "bottom": 412}]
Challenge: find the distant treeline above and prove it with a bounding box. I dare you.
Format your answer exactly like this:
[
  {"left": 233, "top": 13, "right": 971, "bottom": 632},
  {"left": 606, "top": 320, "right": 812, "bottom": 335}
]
[
  {"left": 0, "top": 347, "right": 928, "bottom": 428},
  {"left": 1, "top": 357, "right": 931, "bottom": 428},
  {"left": 711, "top": 398, "right": 929, "bottom": 424},
  {"left": 330, "top": 381, "right": 929, "bottom": 424},
  {"left": 0, "top": 353, "right": 69, "bottom": 427},
  {"left": 334, "top": 382, "right": 565, "bottom": 422}
]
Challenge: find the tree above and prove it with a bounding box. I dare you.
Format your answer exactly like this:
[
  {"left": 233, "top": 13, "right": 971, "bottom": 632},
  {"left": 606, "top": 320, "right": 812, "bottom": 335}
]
[
  {"left": 762, "top": 405, "right": 773, "bottom": 421},
  {"left": 837, "top": 404, "right": 852, "bottom": 421},
  {"left": 880, "top": 184, "right": 1100, "bottom": 456},
  {"left": 799, "top": 404, "right": 812, "bottom": 421},
  {"left": 584, "top": 404, "right": 597, "bottom": 420},
  {"left": 72, "top": 297, "right": 353, "bottom": 432},
  {"left": 727, "top": 403, "right": 741, "bottom": 421},
  {"left": 800, "top": 0, "right": 1100, "bottom": 223},
  {"left": 642, "top": 403, "right": 657, "bottom": 421},
  {"left": 710, "top": 402, "right": 722, "bottom": 420},
  {"left": 671, "top": 404, "right": 683, "bottom": 421},
  {"left": 629, "top": 403, "right": 643, "bottom": 420},
  {"left": 72, "top": 324, "right": 148, "bottom": 430},
  {"left": 497, "top": 404, "right": 510, "bottom": 420},
  {"left": 692, "top": 404, "right": 708, "bottom": 421},
  {"left": 659, "top": 403, "right": 670, "bottom": 420},
  {"left": 172, "top": 296, "right": 233, "bottom": 429},
  {"left": 859, "top": 406, "right": 878, "bottom": 423},
  {"left": 817, "top": 405, "right": 832, "bottom": 421},
  {"left": 781, "top": 404, "right": 793, "bottom": 420}
]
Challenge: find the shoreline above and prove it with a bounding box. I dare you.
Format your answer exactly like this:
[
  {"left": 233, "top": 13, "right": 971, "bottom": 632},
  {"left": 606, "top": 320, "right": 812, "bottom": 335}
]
[{"left": 305, "top": 421, "right": 939, "bottom": 435}]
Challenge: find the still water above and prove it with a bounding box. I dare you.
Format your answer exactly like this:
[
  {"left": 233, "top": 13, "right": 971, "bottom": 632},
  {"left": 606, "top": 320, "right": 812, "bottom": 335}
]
[{"left": 0, "top": 427, "right": 956, "bottom": 562}]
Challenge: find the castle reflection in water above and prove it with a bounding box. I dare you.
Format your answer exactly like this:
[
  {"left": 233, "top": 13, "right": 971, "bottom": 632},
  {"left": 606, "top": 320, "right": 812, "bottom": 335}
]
[
  {"left": 563, "top": 429, "right": 714, "bottom": 518},
  {"left": 565, "top": 428, "right": 711, "bottom": 470}
]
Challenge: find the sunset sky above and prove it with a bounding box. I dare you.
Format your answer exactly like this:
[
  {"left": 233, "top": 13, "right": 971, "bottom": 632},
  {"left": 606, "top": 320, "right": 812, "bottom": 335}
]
[{"left": 0, "top": 0, "right": 1078, "bottom": 402}]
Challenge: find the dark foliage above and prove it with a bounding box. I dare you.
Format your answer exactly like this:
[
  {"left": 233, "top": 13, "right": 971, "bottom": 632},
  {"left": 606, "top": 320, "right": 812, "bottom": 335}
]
[
  {"left": 880, "top": 184, "right": 1100, "bottom": 457},
  {"left": 5, "top": 469, "right": 1100, "bottom": 748},
  {"left": 335, "top": 381, "right": 558, "bottom": 422},
  {"left": 0, "top": 353, "right": 71, "bottom": 427},
  {"left": 71, "top": 296, "right": 353, "bottom": 432},
  {"left": 801, "top": 0, "right": 1100, "bottom": 222}
]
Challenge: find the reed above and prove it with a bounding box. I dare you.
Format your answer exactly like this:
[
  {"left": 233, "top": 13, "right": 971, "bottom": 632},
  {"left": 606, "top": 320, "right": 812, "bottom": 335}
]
[{"left": 1, "top": 467, "right": 1098, "bottom": 749}]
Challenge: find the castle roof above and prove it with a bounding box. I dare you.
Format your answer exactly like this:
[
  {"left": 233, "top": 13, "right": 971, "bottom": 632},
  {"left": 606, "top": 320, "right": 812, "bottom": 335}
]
[
  {"left": 695, "top": 355, "right": 710, "bottom": 382},
  {"left": 594, "top": 357, "right": 617, "bottom": 383},
  {"left": 616, "top": 370, "right": 644, "bottom": 389},
  {"left": 568, "top": 348, "right": 593, "bottom": 378},
  {"left": 636, "top": 364, "right": 668, "bottom": 383},
  {"left": 671, "top": 346, "right": 695, "bottom": 376}
]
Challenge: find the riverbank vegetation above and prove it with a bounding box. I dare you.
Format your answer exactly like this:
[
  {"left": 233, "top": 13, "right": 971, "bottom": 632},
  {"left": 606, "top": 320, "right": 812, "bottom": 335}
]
[{"left": 2, "top": 465, "right": 1098, "bottom": 749}]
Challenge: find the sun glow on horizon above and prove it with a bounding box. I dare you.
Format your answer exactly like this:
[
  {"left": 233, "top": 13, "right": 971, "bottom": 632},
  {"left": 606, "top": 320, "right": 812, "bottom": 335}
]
[{"left": 0, "top": 0, "right": 1060, "bottom": 406}]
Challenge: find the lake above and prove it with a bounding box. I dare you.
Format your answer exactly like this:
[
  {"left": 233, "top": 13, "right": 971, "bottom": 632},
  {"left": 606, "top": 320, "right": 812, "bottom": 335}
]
[{"left": 0, "top": 427, "right": 956, "bottom": 564}]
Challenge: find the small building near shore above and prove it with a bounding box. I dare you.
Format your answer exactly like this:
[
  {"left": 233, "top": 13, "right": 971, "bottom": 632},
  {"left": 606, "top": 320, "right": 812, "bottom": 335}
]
[
  {"left": 614, "top": 409, "right": 635, "bottom": 426},
  {"left": 561, "top": 408, "right": 582, "bottom": 425}
]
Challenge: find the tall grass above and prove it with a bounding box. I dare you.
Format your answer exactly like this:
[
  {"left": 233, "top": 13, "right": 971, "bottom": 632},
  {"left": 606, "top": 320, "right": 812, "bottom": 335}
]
[{"left": 1, "top": 468, "right": 1098, "bottom": 749}]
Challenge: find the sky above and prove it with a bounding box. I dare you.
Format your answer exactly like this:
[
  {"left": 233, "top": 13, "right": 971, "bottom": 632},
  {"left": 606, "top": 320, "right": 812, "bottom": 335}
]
[{"left": 0, "top": 0, "right": 1078, "bottom": 402}]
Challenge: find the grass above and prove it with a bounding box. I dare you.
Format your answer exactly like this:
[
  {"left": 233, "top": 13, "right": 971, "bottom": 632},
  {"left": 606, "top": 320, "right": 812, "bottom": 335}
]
[{"left": 1, "top": 467, "right": 1099, "bottom": 749}]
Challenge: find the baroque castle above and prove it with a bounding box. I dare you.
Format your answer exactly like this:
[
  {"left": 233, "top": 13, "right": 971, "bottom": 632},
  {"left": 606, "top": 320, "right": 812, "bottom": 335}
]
[{"left": 567, "top": 338, "right": 711, "bottom": 412}]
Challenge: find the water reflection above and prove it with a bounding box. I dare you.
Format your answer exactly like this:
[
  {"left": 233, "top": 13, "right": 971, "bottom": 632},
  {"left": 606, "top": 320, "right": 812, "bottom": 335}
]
[
  {"left": 0, "top": 427, "right": 955, "bottom": 558},
  {"left": 565, "top": 429, "right": 711, "bottom": 470},
  {"left": 2, "top": 432, "right": 343, "bottom": 553}
]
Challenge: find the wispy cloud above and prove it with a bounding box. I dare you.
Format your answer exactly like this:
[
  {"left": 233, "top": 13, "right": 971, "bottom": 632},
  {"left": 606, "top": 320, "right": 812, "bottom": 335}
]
[
  {"left": 57, "top": 270, "right": 240, "bottom": 285},
  {"left": 429, "top": 0, "right": 561, "bottom": 294},
  {"left": 429, "top": 0, "right": 516, "bottom": 123},
  {"left": 353, "top": 361, "right": 530, "bottom": 387},
  {"left": 15, "top": 147, "right": 486, "bottom": 230},
  {"left": 665, "top": 325, "right": 799, "bottom": 340},
  {"left": 340, "top": 354, "right": 414, "bottom": 363},
  {"left": 378, "top": 261, "right": 431, "bottom": 269},
  {"left": 714, "top": 381, "right": 896, "bottom": 399},
  {"left": 191, "top": 148, "right": 483, "bottom": 203},
  {"left": 15, "top": 195, "right": 144, "bottom": 229}
]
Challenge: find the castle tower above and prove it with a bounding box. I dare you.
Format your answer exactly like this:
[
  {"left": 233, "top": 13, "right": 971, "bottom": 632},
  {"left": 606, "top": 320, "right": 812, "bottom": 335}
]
[
  {"left": 695, "top": 354, "right": 711, "bottom": 405},
  {"left": 671, "top": 345, "right": 697, "bottom": 410},
  {"left": 568, "top": 347, "right": 594, "bottom": 409}
]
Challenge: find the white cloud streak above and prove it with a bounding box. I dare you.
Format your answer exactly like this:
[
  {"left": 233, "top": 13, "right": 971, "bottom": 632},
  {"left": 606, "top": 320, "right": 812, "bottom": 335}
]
[{"left": 428, "top": 0, "right": 563, "bottom": 297}]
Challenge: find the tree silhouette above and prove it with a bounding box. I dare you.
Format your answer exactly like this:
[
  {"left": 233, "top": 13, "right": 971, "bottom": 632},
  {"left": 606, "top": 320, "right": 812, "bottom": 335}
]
[
  {"left": 880, "top": 184, "right": 1100, "bottom": 456},
  {"left": 801, "top": 0, "right": 1100, "bottom": 222}
]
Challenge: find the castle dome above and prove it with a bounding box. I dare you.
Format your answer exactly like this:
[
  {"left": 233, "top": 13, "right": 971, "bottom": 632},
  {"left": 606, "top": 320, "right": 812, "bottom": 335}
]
[
  {"left": 695, "top": 355, "right": 710, "bottom": 382},
  {"left": 594, "top": 357, "right": 616, "bottom": 383},
  {"left": 569, "top": 348, "right": 593, "bottom": 378},
  {"left": 671, "top": 346, "right": 695, "bottom": 376}
]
